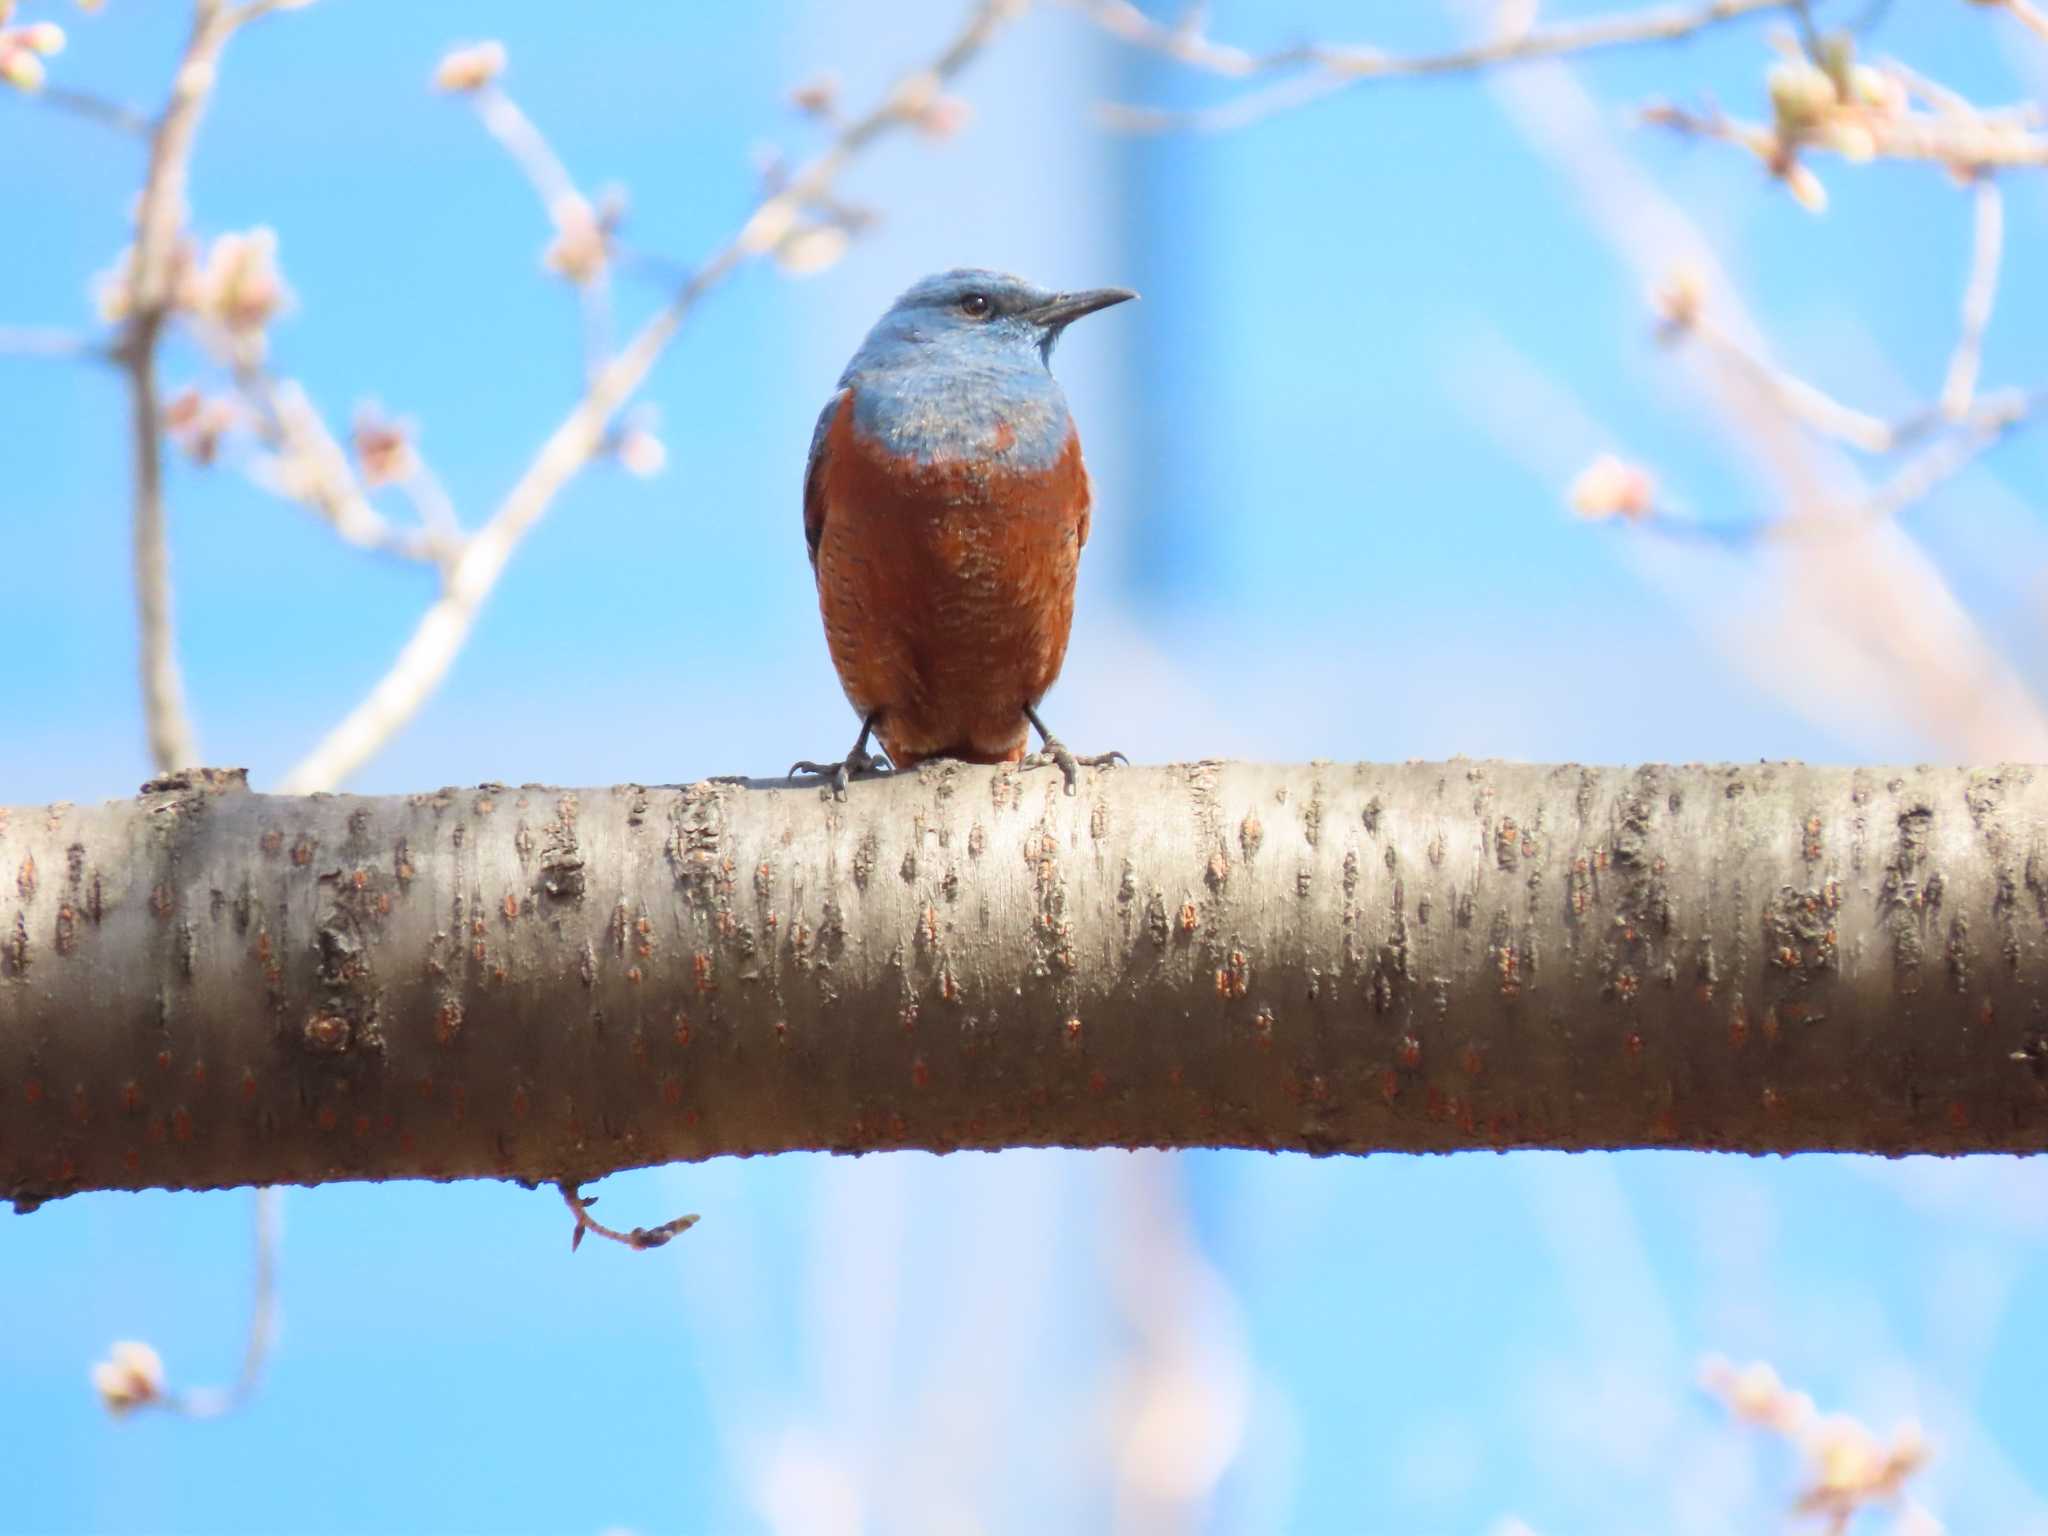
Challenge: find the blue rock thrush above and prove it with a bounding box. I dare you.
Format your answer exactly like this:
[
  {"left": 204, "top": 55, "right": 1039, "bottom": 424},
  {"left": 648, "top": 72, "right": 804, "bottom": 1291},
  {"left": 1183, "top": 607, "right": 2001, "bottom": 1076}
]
[{"left": 791, "top": 269, "right": 1137, "bottom": 795}]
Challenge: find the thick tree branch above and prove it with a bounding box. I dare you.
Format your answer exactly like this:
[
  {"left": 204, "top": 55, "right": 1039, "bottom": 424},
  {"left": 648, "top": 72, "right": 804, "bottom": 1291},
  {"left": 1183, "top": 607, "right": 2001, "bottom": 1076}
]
[{"left": 5, "top": 760, "right": 2047, "bottom": 1209}]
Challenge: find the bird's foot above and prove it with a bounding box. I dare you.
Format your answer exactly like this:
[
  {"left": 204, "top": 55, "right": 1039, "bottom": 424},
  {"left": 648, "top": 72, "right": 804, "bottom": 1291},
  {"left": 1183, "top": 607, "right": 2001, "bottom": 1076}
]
[
  {"left": 1019, "top": 741, "right": 1128, "bottom": 796},
  {"left": 789, "top": 746, "right": 891, "bottom": 800}
]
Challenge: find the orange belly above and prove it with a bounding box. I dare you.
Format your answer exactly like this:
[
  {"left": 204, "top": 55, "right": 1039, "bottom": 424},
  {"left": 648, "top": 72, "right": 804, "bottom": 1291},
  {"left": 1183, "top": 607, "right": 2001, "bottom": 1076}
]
[{"left": 812, "top": 402, "right": 1092, "bottom": 767}]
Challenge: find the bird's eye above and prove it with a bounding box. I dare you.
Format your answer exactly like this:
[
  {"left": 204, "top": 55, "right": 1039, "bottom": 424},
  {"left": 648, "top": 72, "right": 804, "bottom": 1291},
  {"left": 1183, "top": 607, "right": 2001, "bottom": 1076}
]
[{"left": 959, "top": 293, "right": 992, "bottom": 318}]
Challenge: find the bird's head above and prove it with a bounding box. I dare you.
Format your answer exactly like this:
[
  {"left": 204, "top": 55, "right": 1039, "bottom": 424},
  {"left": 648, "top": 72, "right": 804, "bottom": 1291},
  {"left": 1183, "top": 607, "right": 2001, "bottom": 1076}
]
[{"left": 861, "top": 268, "right": 1136, "bottom": 369}]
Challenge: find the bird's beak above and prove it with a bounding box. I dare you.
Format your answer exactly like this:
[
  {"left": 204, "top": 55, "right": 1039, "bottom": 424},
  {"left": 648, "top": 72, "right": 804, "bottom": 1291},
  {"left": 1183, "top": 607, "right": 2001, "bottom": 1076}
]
[{"left": 1026, "top": 287, "right": 1138, "bottom": 330}]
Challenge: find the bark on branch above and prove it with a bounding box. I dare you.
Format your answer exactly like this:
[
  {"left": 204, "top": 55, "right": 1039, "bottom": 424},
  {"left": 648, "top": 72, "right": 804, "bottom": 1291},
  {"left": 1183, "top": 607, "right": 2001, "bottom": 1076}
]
[{"left": 5, "top": 760, "right": 2046, "bottom": 1208}]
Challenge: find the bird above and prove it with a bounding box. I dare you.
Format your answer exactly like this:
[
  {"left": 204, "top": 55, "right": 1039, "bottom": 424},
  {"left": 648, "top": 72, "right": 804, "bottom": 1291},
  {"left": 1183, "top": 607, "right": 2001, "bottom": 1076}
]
[{"left": 791, "top": 268, "right": 1136, "bottom": 796}]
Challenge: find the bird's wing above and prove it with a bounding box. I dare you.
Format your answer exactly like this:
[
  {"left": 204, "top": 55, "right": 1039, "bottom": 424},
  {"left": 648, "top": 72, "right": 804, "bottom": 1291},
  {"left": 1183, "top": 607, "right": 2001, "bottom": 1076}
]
[{"left": 802, "top": 388, "right": 852, "bottom": 569}]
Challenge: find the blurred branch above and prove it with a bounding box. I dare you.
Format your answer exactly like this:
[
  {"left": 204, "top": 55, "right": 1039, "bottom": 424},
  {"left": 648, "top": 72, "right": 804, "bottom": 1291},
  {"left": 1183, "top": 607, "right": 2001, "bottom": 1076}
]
[
  {"left": 1701, "top": 1358, "right": 1935, "bottom": 1531},
  {"left": 1642, "top": 97, "right": 2048, "bottom": 182},
  {"left": 1649, "top": 174, "right": 2034, "bottom": 527},
  {"left": 1852, "top": 388, "right": 2040, "bottom": 527},
  {"left": 1996, "top": 0, "right": 2048, "bottom": 43},
  {"left": 1482, "top": 47, "right": 2048, "bottom": 758},
  {"left": 1072, "top": 0, "right": 1796, "bottom": 132},
  {"left": 276, "top": 0, "right": 1024, "bottom": 795},
  {"left": 465, "top": 80, "right": 618, "bottom": 376},
  {"left": 121, "top": 0, "right": 289, "bottom": 776},
  {"left": 227, "top": 356, "right": 449, "bottom": 566},
  {"left": 38, "top": 83, "right": 150, "bottom": 135},
  {"left": 1675, "top": 306, "right": 1901, "bottom": 453},
  {"left": 1939, "top": 176, "right": 2002, "bottom": 421},
  {"left": 91, "top": 1186, "right": 279, "bottom": 1418}
]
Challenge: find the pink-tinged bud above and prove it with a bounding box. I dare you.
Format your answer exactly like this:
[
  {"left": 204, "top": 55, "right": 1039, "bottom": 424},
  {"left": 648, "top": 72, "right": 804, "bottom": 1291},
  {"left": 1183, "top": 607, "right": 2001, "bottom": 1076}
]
[
  {"left": 0, "top": 45, "right": 46, "bottom": 91},
  {"left": 162, "top": 387, "right": 204, "bottom": 432},
  {"left": 74, "top": 0, "right": 105, "bottom": 12},
  {"left": 889, "top": 68, "right": 939, "bottom": 121},
  {"left": 616, "top": 427, "right": 666, "bottom": 479},
  {"left": 774, "top": 224, "right": 849, "bottom": 276},
  {"left": 196, "top": 227, "right": 292, "bottom": 335},
  {"left": 1766, "top": 59, "right": 1837, "bottom": 135},
  {"left": 1803, "top": 1414, "right": 1884, "bottom": 1498},
  {"left": 737, "top": 200, "right": 796, "bottom": 256},
  {"left": 350, "top": 405, "right": 419, "bottom": 488},
  {"left": 1780, "top": 159, "right": 1828, "bottom": 213},
  {"left": 1651, "top": 265, "right": 1704, "bottom": 333},
  {"left": 915, "top": 94, "right": 971, "bottom": 140},
  {"left": 788, "top": 72, "right": 837, "bottom": 118},
  {"left": 542, "top": 198, "right": 607, "bottom": 286},
  {"left": 1567, "top": 454, "right": 1655, "bottom": 523},
  {"left": 165, "top": 390, "right": 240, "bottom": 466},
  {"left": 433, "top": 40, "right": 505, "bottom": 94},
  {"left": 90, "top": 1341, "right": 165, "bottom": 1416},
  {"left": 18, "top": 19, "right": 62, "bottom": 52}
]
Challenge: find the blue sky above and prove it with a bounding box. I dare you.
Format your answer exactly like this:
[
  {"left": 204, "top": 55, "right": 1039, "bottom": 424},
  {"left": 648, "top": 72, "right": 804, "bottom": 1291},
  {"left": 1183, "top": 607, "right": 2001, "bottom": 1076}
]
[{"left": 4, "top": 2, "right": 2048, "bottom": 1531}]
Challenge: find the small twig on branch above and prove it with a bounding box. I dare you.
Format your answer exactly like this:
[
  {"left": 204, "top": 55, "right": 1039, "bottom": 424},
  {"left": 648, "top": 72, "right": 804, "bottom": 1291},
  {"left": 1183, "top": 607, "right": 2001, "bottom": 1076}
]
[
  {"left": 1848, "top": 388, "right": 2041, "bottom": 526},
  {"left": 1939, "top": 176, "right": 2002, "bottom": 421},
  {"left": 230, "top": 361, "right": 448, "bottom": 565},
  {"left": 1073, "top": 0, "right": 1796, "bottom": 132},
  {"left": 559, "top": 1183, "right": 700, "bottom": 1253},
  {"left": 470, "top": 82, "right": 581, "bottom": 212},
  {"left": 170, "top": 1184, "right": 280, "bottom": 1417},
  {"left": 37, "top": 83, "right": 151, "bottom": 136},
  {"left": 276, "top": 0, "right": 1024, "bottom": 794},
  {"left": 465, "top": 82, "right": 618, "bottom": 374},
  {"left": 1679, "top": 309, "right": 1901, "bottom": 453}
]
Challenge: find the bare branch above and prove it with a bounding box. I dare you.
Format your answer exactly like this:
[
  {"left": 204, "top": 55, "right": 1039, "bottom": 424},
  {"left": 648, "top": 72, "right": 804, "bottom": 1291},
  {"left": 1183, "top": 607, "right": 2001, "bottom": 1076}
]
[
  {"left": 1073, "top": 0, "right": 1795, "bottom": 132},
  {"left": 1939, "top": 176, "right": 2003, "bottom": 421},
  {"left": 276, "top": 0, "right": 1025, "bottom": 794},
  {"left": 165, "top": 1186, "right": 279, "bottom": 1416},
  {"left": 1851, "top": 389, "right": 2040, "bottom": 526},
  {"left": 120, "top": 0, "right": 295, "bottom": 773},
  {"left": 465, "top": 84, "right": 617, "bottom": 375},
  {"left": 470, "top": 83, "right": 581, "bottom": 211},
  {"left": 1483, "top": 55, "right": 2048, "bottom": 758},
  {"left": 230, "top": 361, "right": 447, "bottom": 565},
  {"left": 1676, "top": 310, "right": 1902, "bottom": 453},
  {"left": 35, "top": 83, "right": 150, "bottom": 135},
  {"left": 1996, "top": 0, "right": 2048, "bottom": 43}
]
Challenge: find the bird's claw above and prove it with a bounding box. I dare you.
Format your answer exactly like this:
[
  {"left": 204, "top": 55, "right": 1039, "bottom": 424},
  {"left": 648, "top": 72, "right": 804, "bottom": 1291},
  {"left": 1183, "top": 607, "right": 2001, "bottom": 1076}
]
[
  {"left": 1020, "top": 741, "right": 1127, "bottom": 796},
  {"left": 789, "top": 749, "right": 891, "bottom": 800}
]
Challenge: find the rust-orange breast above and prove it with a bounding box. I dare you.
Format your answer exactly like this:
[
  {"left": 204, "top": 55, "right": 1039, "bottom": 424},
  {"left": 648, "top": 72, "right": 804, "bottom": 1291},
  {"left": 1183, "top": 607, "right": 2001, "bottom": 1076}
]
[{"left": 808, "top": 390, "right": 1092, "bottom": 767}]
